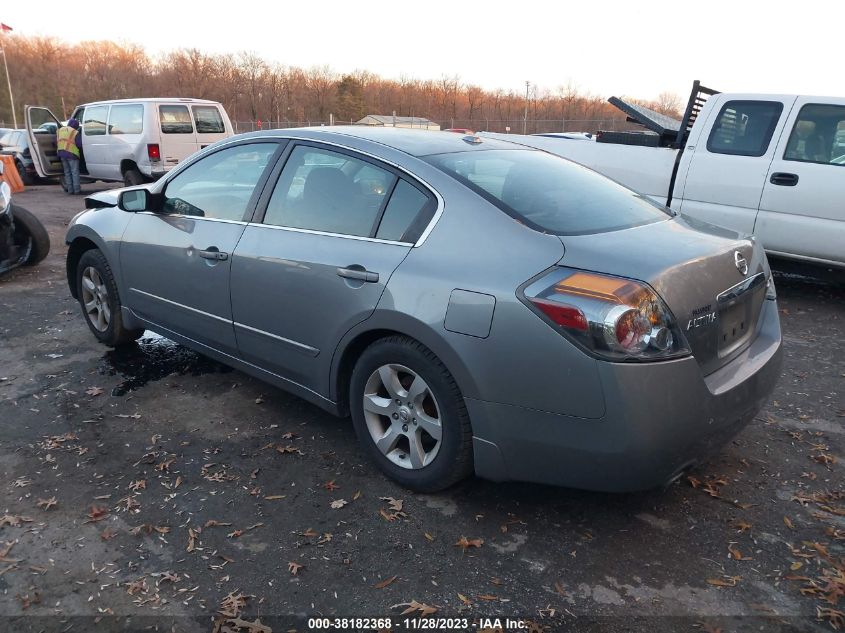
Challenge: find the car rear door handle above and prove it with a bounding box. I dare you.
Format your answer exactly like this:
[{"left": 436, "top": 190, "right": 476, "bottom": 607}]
[
  {"left": 199, "top": 248, "right": 228, "bottom": 261},
  {"left": 770, "top": 172, "right": 799, "bottom": 186},
  {"left": 337, "top": 267, "right": 379, "bottom": 283}
]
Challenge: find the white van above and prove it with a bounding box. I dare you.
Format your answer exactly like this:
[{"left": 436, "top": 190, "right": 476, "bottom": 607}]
[{"left": 25, "top": 98, "right": 234, "bottom": 186}]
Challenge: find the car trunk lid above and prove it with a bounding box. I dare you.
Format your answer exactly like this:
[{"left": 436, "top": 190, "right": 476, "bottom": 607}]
[{"left": 557, "top": 217, "right": 768, "bottom": 375}]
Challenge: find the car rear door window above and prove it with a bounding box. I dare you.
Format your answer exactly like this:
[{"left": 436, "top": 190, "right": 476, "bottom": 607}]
[
  {"left": 427, "top": 149, "right": 670, "bottom": 236},
  {"left": 159, "top": 105, "right": 194, "bottom": 134},
  {"left": 192, "top": 106, "right": 225, "bottom": 133},
  {"left": 263, "top": 145, "right": 396, "bottom": 237},
  {"left": 162, "top": 143, "right": 278, "bottom": 221},
  {"left": 108, "top": 104, "right": 143, "bottom": 135},
  {"left": 376, "top": 178, "right": 435, "bottom": 242},
  {"left": 706, "top": 100, "right": 783, "bottom": 157},
  {"left": 83, "top": 105, "right": 109, "bottom": 136}
]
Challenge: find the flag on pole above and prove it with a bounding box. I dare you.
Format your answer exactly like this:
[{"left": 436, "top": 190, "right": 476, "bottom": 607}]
[{"left": 0, "top": 24, "right": 12, "bottom": 33}]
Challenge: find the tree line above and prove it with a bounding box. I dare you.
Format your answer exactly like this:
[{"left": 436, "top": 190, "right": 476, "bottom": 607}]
[{"left": 0, "top": 36, "right": 683, "bottom": 133}]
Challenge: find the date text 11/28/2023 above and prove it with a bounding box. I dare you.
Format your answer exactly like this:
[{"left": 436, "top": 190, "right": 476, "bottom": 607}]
[{"left": 306, "top": 617, "right": 531, "bottom": 630}]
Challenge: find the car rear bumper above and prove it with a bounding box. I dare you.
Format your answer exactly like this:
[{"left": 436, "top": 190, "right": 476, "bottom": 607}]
[{"left": 468, "top": 298, "right": 783, "bottom": 492}]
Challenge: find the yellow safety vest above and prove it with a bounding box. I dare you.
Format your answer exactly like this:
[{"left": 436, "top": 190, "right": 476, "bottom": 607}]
[{"left": 57, "top": 126, "right": 80, "bottom": 158}]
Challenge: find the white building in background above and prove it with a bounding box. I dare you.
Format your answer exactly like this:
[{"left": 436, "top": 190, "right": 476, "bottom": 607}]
[{"left": 356, "top": 114, "right": 440, "bottom": 131}]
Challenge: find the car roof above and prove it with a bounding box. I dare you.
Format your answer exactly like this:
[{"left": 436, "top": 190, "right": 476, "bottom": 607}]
[
  {"left": 78, "top": 98, "right": 222, "bottom": 107},
  {"left": 237, "top": 126, "right": 524, "bottom": 157}
]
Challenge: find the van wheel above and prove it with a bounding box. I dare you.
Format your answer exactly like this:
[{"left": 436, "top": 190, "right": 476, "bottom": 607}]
[
  {"left": 349, "top": 336, "right": 473, "bottom": 492},
  {"left": 76, "top": 249, "right": 144, "bottom": 346},
  {"left": 123, "top": 168, "right": 144, "bottom": 187}
]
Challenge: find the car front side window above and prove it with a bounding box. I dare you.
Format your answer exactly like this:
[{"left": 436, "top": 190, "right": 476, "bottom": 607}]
[{"left": 162, "top": 143, "right": 278, "bottom": 221}]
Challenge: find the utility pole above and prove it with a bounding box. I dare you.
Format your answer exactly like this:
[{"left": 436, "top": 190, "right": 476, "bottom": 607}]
[
  {"left": 523, "top": 80, "right": 530, "bottom": 135},
  {"left": 0, "top": 39, "right": 16, "bottom": 129}
]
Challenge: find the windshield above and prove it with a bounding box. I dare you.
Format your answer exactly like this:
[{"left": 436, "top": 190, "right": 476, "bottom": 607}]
[{"left": 426, "top": 149, "right": 670, "bottom": 235}]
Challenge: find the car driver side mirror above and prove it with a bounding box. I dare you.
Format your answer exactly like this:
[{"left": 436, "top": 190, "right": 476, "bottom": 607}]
[{"left": 118, "top": 189, "right": 151, "bottom": 212}]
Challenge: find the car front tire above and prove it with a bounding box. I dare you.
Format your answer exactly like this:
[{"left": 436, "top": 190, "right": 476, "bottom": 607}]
[
  {"left": 350, "top": 336, "right": 473, "bottom": 492},
  {"left": 76, "top": 249, "right": 143, "bottom": 346},
  {"left": 11, "top": 205, "right": 50, "bottom": 266},
  {"left": 16, "top": 161, "right": 34, "bottom": 186}
]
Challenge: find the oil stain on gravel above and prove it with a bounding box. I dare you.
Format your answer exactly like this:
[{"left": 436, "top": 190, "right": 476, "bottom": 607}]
[{"left": 99, "top": 331, "right": 232, "bottom": 396}]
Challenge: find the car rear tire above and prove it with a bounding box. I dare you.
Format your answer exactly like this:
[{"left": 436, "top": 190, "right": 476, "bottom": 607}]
[
  {"left": 123, "top": 168, "right": 144, "bottom": 187},
  {"left": 349, "top": 336, "right": 473, "bottom": 492},
  {"left": 11, "top": 204, "right": 50, "bottom": 266},
  {"left": 76, "top": 248, "right": 143, "bottom": 347}
]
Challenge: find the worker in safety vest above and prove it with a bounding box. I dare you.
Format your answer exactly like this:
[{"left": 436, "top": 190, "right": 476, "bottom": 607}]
[{"left": 57, "top": 118, "right": 83, "bottom": 195}]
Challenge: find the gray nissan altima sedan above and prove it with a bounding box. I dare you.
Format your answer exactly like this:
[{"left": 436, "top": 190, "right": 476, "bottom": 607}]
[{"left": 66, "top": 127, "right": 783, "bottom": 492}]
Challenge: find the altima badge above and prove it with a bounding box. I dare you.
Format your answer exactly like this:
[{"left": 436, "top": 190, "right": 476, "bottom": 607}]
[{"left": 734, "top": 251, "right": 749, "bottom": 276}]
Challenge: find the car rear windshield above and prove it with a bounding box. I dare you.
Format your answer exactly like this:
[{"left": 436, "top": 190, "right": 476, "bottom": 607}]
[{"left": 426, "top": 149, "right": 670, "bottom": 235}]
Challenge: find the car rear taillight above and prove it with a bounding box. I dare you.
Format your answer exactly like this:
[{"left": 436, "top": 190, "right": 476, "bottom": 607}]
[
  {"left": 521, "top": 267, "right": 690, "bottom": 361},
  {"left": 147, "top": 144, "right": 161, "bottom": 161}
]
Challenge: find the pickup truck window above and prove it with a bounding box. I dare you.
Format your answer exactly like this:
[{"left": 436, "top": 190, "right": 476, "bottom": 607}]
[
  {"left": 784, "top": 104, "right": 845, "bottom": 166},
  {"left": 706, "top": 100, "right": 783, "bottom": 157},
  {"left": 427, "top": 149, "right": 670, "bottom": 236}
]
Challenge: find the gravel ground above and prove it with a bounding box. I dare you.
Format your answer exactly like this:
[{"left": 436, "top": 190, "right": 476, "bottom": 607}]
[{"left": 0, "top": 182, "right": 842, "bottom": 633}]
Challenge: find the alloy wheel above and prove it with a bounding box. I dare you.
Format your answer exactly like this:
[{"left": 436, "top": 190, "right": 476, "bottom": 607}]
[
  {"left": 81, "top": 266, "right": 111, "bottom": 332},
  {"left": 362, "top": 363, "right": 442, "bottom": 469}
]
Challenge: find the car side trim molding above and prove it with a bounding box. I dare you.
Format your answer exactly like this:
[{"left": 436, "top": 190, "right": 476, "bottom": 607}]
[
  {"left": 233, "top": 321, "right": 320, "bottom": 357},
  {"left": 129, "top": 288, "right": 231, "bottom": 324},
  {"left": 245, "top": 222, "right": 410, "bottom": 247}
]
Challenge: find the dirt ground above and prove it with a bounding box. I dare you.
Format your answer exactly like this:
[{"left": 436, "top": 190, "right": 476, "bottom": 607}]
[{"left": 0, "top": 182, "right": 842, "bottom": 633}]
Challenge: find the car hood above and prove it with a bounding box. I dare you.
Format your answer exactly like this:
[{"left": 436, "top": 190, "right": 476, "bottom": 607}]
[{"left": 558, "top": 216, "right": 769, "bottom": 375}]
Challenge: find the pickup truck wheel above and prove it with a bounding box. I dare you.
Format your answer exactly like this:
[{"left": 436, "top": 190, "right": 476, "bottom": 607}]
[
  {"left": 11, "top": 204, "right": 50, "bottom": 266},
  {"left": 76, "top": 249, "right": 143, "bottom": 347},
  {"left": 123, "top": 168, "right": 144, "bottom": 187},
  {"left": 349, "top": 336, "right": 473, "bottom": 492}
]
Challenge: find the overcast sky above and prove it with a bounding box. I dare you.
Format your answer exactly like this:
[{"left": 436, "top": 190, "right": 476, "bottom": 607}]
[{"left": 5, "top": 0, "right": 844, "bottom": 101}]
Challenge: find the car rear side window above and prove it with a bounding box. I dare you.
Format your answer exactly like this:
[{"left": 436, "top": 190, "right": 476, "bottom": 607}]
[
  {"left": 108, "top": 104, "right": 143, "bottom": 135},
  {"left": 706, "top": 100, "right": 783, "bottom": 157},
  {"left": 376, "top": 179, "right": 435, "bottom": 242},
  {"left": 193, "top": 106, "right": 225, "bottom": 133},
  {"left": 427, "top": 149, "right": 670, "bottom": 236},
  {"left": 83, "top": 105, "right": 108, "bottom": 136},
  {"left": 162, "top": 143, "right": 277, "bottom": 221},
  {"left": 263, "top": 145, "right": 396, "bottom": 238},
  {"left": 159, "top": 105, "right": 194, "bottom": 134}
]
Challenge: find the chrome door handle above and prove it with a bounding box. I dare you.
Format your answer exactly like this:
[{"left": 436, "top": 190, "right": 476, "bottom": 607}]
[
  {"left": 337, "top": 267, "right": 379, "bottom": 283},
  {"left": 199, "top": 249, "right": 228, "bottom": 261}
]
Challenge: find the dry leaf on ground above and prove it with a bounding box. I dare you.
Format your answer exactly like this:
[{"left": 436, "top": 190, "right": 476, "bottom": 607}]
[
  {"left": 374, "top": 575, "right": 397, "bottom": 589},
  {"left": 455, "top": 536, "right": 484, "bottom": 551},
  {"left": 36, "top": 497, "right": 57, "bottom": 510},
  {"left": 393, "top": 599, "right": 438, "bottom": 616}
]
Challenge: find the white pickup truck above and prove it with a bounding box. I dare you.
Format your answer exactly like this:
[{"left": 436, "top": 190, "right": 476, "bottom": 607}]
[{"left": 484, "top": 82, "right": 845, "bottom": 270}]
